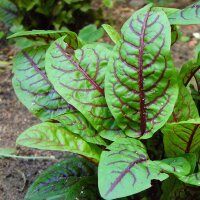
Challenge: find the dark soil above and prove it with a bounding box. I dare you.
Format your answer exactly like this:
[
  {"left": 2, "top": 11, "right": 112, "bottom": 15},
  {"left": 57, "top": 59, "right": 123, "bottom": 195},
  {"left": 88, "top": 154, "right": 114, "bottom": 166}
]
[{"left": 0, "top": 1, "right": 200, "bottom": 200}]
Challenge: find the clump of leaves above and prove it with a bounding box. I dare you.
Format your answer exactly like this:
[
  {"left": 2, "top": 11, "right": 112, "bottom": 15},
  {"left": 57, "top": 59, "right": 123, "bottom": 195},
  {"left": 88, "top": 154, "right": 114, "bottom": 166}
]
[{"left": 10, "top": 1, "right": 200, "bottom": 199}]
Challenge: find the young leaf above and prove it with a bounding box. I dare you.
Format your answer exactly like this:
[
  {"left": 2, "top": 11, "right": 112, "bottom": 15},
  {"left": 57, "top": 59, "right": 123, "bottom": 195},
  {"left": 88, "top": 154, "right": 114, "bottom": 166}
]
[
  {"left": 78, "top": 24, "right": 104, "bottom": 43},
  {"left": 53, "top": 112, "right": 107, "bottom": 146},
  {"left": 168, "top": 1, "right": 200, "bottom": 25},
  {"left": 25, "top": 157, "right": 100, "bottom": 200},
  {"left": 105, "top": 4, "right": 178, "bottom": 139},
  {"left": 98, "top": 138, "right": 169, "bottom": 199},
  {"left": 8, "top": 30, "right": 75, "bottom": 43},
  {"left": 102, "top": 24, "right": 121, "bottom": 44},
  {"left": 46, "top": 37, "right": 115, "bottom": 131},
  {"left": 162, "top": 119, "right": 200, "bottom": 157},
  {"left": 168, "top": 81, "right": 199, "bottom": 123},
  {"left": 12, "top": 46, "right": 74, "bottom": 121},
  {"left": 16, "top": 122, "right": 102, "bottom": 160}
]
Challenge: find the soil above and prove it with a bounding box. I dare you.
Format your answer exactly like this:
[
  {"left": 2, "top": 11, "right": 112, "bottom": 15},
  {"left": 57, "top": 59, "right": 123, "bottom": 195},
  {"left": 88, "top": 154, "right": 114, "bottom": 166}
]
[{"left": 0, "top": 1, "right": 200, "bottom": 200}]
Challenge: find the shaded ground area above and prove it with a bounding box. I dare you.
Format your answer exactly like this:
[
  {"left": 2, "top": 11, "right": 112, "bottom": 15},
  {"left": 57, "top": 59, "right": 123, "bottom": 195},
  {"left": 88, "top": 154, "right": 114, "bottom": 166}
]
[{"left": 0, "top": 1, "right": 200, "bottom": 199}]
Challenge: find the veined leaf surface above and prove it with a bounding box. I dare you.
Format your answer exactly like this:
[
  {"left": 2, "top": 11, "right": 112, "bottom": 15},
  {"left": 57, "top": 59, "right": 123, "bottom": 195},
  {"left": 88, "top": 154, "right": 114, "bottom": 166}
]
[
  {"left": 99, "top": 130, "right": 127, "bottom": 141},
  {"left": 105, "top": 4, "right": 178, "bottom": 139},
  {"left": 168, "top": 1, "right": 200, "bottom": 25},
  {"left": 53, "top": 112, "right": 107, "bottom": 146},
  {"left": 12, "top": 46, "right": 74, "bottom": 120},
  {"left": 179, "top": 59, "right": 200, "bottom": 86},
  {"left": 25, "top": 158, "right": 100, "bottom": 200},
  {"left": 46, "top": 37, "right": 115, "bottom": 131},
  {"left": 168, "top": 81, "right": 199, "bottom": 123},
  {"left": 16, "top": 122, "right": 102, "bottom": 160},
  {"left": 179, "top": 172, "right": 200, "bottom": 186},
  {"left": 98, "top": 138, "right": 169, "bottom": 199},
  {"left": 0, "top": 0, "right": 17, "bottom": 26},
  {"left": 8, "top": 30, "right": 79, "bottom": 44},
  {"left": 162, "top": 119, "right": 200, "bottom": 157}
]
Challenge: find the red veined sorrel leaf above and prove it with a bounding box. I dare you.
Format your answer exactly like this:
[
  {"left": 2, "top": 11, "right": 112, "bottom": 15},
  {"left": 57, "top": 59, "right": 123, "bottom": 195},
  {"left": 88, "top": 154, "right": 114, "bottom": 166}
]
[
  {"left": 25, "top": 158, "right": 100, "bottom": 200},
  {"left": 105, "top": 4, "right": 178, "bottom": 139},
  {"left": 12, "top": 46, "right": 75, "bottom": 120},
  {"left": 168, "top": 1, "right": 200, "bottom": 25},
  {"left": 46, "top": 36, "right": 116, "bottom": 131},
  {"left": 98, "top": 138, "right": 170, "bottom": 199},
  {"left": 162, "top": 119, "right": 200, "bottom": 157},
  {"left": 53, "top": 112, "right": 107, "bottom": 146},
  {"left": 8, "top": 30, "right": 82, "bottom": 45},
  {"left": 16, "top": 122, "right": 102, "bottom": 161},
  {"left": 168, "top": 81, "right": 199, "bottom": 123}
]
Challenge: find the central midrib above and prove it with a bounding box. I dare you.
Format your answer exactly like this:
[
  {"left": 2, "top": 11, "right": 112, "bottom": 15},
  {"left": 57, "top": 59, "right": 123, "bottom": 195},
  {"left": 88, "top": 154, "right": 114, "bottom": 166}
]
[
  {"left": 138, "top": 10, "right": 150, "bottom": 135},
  {"left": 56, "top": 43, "right": 104, "bottom": 96}
]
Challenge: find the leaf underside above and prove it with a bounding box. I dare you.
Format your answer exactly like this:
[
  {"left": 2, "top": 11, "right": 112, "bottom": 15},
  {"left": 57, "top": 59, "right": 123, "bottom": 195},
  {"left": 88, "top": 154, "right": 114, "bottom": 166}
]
[
  {"left": 105, "top": 4, "right": 178, "bottom": 139},
  {"left": 12, "top": 46, "right": 74, "bottom": 121},
  {"left": 162, "top": 119, "right": 200, "bottom": 157}
]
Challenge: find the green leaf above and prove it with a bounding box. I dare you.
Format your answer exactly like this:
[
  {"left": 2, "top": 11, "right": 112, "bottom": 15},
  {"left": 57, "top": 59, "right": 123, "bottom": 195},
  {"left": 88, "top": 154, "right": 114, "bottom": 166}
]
[
  {"left": 12, "top": 46, "right": 74, "bottom": 121},
  {"left": 46, "top": 37, "right": 116, "bottom": 131},
  {"left": 0, "top": 148, "right": 16, "bottom": 158},
  {"left": 168, "top": 81, "right": 199, "bottom": 123},
  {"left": 78, "top": 24, "right": 104, "bottom": 43},
  {"left": 168, "top": 1, "right": 200, "bottom": 25},
  {"left": 53, "top": 112, "right": 107, "bottom": 146},
  {"left": 99, "top": 130, "right": 127, "bottom": 141},
  {"left": 98, "top": 138, "right": 169, "bottom": 199},
  {"left": 162, "top": 119, "right": 200, "bottom": 157},
  {"left": 102, "top": 24, "right": 121, "bottom": 44},
  {"left": 155, "top": 157, "right": 191, "bottom": 177},
  {"left": 179, "top": 59, "right": 200, "bottom": 86},
  {"left": 16, "top": 122, "right": 102, "bottom": 161},
  {"left": 171, "top": 25, "right": 181, "bottom": 46},
  {"left": 8, "top": 30, "right": 80, "bottom": 45},
  {"left": 179, "top": 172, "right": 200, "bottom": 186},
  {"left": 0, "top": 0, "right": 17, "bottom": 26},
  {"left": 105, "top": 4, "right": 178, "bottom": 139},
  {"left": 25, "top": 157, "right": 100, "bottom": 200},
  {"left": 102, "top": 0, "right": 113, "bottom": 8}
]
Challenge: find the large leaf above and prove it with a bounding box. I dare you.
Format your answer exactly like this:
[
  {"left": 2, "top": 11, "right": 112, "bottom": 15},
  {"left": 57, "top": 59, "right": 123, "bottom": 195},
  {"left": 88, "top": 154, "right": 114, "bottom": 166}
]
[
  {"left": 12, "top": 46, "right": 74, "bottom": 120},
  {"left": 25, "top": 157, "right": 101, "bottom": 200},
  {"left": 46, "top": 37, "right": 116, "bottom": 131},
  {"left": 168, "top": 1, "right": 200, "bottom": 25},
  {"left": 53, "top": 112, "right": 107, "bottom": 146},
  {"left": 105, "top": 4, "right": 178, "bottom": 139},
  {"left": 162, "top": 119, "right": 200, "bottom": 157},
  {"left": 98, "top": 138, "right": 169, "bottom": 199},
  {"left": 0, "top": 0, "right": 17, "bottom": 26},
  {"left": 16, "top": 122, "right": 102, "bottom": 160},
  {"left": 168, "top": 81, "right": 199, "bottom": 123}
]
